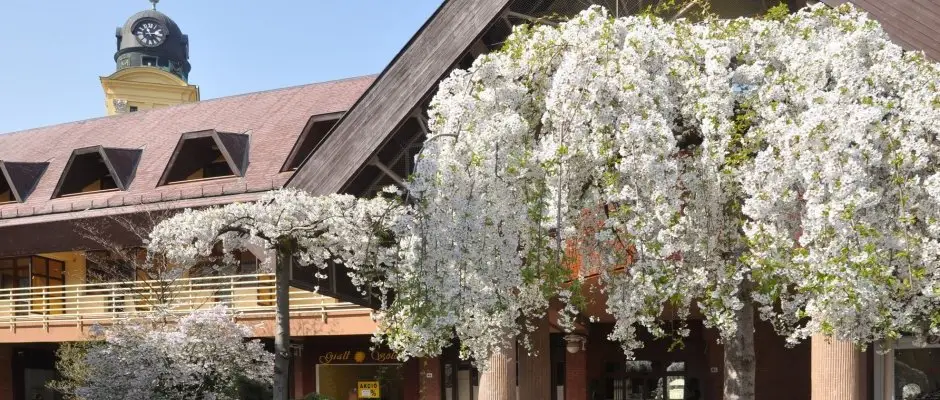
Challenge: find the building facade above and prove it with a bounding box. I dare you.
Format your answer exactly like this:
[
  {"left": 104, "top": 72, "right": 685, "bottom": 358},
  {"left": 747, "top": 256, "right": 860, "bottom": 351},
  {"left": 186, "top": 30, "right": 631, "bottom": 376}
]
[{"left": 0, "top": 1, "right": 937, "bottom": 399}]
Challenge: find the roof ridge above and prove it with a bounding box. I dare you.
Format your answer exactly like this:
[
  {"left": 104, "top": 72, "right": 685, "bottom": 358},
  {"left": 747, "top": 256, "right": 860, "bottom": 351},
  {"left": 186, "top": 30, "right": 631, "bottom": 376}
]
[{"left": 0, "top": 74, "right": 377, "bottom": 138}]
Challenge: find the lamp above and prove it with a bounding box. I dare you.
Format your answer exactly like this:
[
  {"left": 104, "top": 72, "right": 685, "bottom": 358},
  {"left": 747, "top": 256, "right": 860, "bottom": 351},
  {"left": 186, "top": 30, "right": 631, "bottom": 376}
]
[{"left": 564, "top": 334, "right": 587, "bottom": 353}]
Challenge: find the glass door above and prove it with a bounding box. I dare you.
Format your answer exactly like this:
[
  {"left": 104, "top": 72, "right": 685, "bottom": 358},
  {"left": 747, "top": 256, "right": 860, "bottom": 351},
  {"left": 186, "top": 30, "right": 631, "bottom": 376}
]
[
  {"left": 29, "top": 257, "right": 65, "bottom": 315},
  {"left": 602, "top": 360, "right": 700, "bottom": 400},
  {"left": 876, "top": 337, "right": 940, "bottom": 400},
  {"left": 0, "top": 256, "right": 65, "bottom": 316}
]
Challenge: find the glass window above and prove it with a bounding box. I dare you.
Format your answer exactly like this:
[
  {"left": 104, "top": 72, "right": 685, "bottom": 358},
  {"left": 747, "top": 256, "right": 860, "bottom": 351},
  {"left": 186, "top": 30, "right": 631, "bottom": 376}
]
[
  {"left": 317, "top": 364, "right": 405, "bottom": 400},
  {"left": 894, "top": 346, "right": 940, "bottom": 399}
]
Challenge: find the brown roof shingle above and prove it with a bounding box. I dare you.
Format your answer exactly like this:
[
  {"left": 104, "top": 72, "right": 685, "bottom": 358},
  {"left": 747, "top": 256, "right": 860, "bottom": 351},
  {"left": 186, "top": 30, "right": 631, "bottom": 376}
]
[{"left": 0, "top": 75, "right": 374, "bottom": 227}]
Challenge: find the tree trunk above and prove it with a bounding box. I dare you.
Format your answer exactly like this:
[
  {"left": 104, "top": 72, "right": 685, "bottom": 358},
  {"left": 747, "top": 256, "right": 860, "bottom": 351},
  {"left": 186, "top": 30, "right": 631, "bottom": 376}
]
[
  {"left": 478, "top": 338, "right": 516, "bottom": 400},
  {"left": 273, "top": 245, "right": 292, "bottom": 400},
  {"left": 723, "top": 300, "right": 756, "bottom": 400},
  {"left": 517, "top": 318, "right": 551, "bottom": 400}
]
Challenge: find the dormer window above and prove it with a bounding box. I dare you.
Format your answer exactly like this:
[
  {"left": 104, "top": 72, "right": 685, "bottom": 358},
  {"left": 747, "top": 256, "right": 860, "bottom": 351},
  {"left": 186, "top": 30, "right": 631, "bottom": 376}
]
[
  {"left": 282, "top": 112, "right": 342, "bottom": 171},
  {"left": 160, "top": 130, "right": 250, "bottom": 185},
  {"left": 53, "top": 146, "right": 142, "bottom": 198},
  {"left": 0, "top": 160, "right": 49, "bottom": 204},
  {"left": 0, "top": 181, "right": 11, "bottom": 204}
]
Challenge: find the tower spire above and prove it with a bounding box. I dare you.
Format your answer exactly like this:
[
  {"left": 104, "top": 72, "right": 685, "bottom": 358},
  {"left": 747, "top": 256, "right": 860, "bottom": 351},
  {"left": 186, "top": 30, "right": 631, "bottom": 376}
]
[{"left": 150, "top": 0, "right": 159, "bottom": 10}]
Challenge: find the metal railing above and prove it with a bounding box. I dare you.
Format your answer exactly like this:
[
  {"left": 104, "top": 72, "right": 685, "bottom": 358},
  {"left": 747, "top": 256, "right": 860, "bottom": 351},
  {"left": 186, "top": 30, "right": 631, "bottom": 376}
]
[{"left": 0, "top": 273, "right": 367, "bottom": 329}]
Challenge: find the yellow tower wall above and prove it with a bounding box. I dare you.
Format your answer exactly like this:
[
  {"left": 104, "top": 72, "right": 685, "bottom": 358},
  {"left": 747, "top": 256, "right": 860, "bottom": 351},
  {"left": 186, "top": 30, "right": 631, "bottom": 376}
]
[{"left": 100, "top": 67, "right": 199, "bottom": 115}]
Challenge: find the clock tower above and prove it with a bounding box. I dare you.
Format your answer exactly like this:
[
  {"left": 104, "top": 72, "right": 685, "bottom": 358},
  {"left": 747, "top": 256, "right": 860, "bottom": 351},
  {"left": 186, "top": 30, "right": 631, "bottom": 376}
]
[{"left": 100, "top": 0, "right": 199, "bottom": 115}]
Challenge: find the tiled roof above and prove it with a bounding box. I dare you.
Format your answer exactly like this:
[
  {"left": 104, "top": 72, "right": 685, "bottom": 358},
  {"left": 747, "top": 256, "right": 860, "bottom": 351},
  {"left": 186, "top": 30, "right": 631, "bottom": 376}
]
[
  {"left": 824, "top": 0, "right": 940, "bottom": 61},
  {"left": 0, "top": 75, "right": 374, "bottom": 226}
]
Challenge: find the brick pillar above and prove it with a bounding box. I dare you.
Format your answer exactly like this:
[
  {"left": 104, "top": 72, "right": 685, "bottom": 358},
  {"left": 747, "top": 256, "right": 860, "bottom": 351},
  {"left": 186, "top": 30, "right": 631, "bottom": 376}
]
[
  {"left": 811, "top": 336, "right": 867, "bottom": 400},
  {"left": 0, "top": 345, "right": 11, "bottom": 400},
  {"left": 292, "top": 343, "right": 307, "bottom": 399},
  {"left": 419, "top": 357, "right": 442, "bottom": 400},
  {"left": 565, "top": 346, "right": 587, "bottom": 400},
  {"left": 479, "top": 340, "right": 516, "bottom": 400},
  {"left": 518, "top": 319, "right": 551, "bottom": 400}
]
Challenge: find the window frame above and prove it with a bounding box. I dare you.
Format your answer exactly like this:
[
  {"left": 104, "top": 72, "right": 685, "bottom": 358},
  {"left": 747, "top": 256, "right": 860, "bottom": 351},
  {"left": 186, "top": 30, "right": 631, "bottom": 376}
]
[
  {"left": 51, "top": 146, "right": 141, "bottom": 198},
  {"left": 158, "top": 130, "right": 250, "bottom": 186},
  {"left": 281, "top": 112, "right": 344, "bottom": 172},
  {"left": 874, "top": 337, "right": 940, "bottom": 400}
]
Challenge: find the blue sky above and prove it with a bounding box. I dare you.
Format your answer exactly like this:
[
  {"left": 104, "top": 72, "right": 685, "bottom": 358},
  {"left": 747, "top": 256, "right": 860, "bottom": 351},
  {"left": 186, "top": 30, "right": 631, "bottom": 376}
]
[{"left": 0, "top": 0, "right": 443, "bottom": 134}]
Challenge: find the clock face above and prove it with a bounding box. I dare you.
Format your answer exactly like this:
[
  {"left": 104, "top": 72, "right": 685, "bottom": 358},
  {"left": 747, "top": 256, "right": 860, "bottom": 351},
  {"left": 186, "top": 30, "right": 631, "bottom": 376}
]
[{"left": 133, "top": 20, "right": 166, "bottom": 47}]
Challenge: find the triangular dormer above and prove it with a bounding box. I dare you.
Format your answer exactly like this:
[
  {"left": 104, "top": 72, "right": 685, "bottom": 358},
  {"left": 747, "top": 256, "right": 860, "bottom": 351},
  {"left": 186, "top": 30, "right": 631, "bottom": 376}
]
[
  {"left": 0, "top": 161, "right": 48, "bottom": 204},
  {"left": 53, "top": 146, "right": 142, "bottom": 198},
  {"left": 160, "top": 130, "right": 250, "bottom": 185},
  {"left": 282, "top": 112, "right": 343, "bottom": 172}
]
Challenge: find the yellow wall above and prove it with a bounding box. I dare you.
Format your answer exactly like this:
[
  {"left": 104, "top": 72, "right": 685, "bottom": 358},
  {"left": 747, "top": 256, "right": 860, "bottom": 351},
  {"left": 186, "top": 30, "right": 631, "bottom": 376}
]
[{"left": 100, "top": 67, "right": 199, "bottom": 115}]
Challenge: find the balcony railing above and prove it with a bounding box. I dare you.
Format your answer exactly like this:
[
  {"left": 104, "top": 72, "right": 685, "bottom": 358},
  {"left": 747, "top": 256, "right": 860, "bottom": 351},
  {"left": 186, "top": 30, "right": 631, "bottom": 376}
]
[{"left": 0, "top": 273, "right": 367, "bottom": 329}]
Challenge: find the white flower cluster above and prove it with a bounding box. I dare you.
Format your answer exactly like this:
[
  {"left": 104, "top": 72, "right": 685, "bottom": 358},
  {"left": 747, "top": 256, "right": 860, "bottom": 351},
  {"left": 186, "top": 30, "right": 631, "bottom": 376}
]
[
  {"left": 149, "top": 4, "right": 940, "bottom": 367},
  {"left": 148, "top": 189, "right": 405, "bottom": 292},
  {"left": 412, "top": 3, "right": 940, "bottom": 359},
  {"left": 77, "top": 306, "right": 273, "bottom": 400}
]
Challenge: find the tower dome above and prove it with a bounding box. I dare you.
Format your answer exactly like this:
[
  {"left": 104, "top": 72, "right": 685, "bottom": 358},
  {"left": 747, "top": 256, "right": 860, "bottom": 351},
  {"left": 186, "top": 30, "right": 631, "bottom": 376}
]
[{"left": 114, "top": 7, "right": 190, "bottom": 81}]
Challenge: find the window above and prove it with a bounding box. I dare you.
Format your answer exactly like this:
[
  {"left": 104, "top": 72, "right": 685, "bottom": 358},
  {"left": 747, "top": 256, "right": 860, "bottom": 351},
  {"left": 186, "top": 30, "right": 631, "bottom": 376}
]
[
  {"left": 876, "top": 337, "right": 940, "bottom": 399},
  {"left": 0, "top": 179, "right": 11, "bottom": 204},
  {"left": 53, "top": 146, "right": 141, "bottom": 197},
  {"left": 85, "top": 249, "right": 149, "bottom": 283},
  {"left": 129, "top": 105, "right": 138, "bottom": 112},
  {"left": 0, "top": 160, "right": 48, "bottom": 203},
  {"left": 0, "top": 256, "right": 66, "bottom": 315},
  {"left": 160, "top": 130, "right": 249, "bottom": 185},
  {"left": 142, "top": 56, "right": 157, "bottom": 66},
  {"left": 282, "top": 113, "right": 342, "bottom": 171}
]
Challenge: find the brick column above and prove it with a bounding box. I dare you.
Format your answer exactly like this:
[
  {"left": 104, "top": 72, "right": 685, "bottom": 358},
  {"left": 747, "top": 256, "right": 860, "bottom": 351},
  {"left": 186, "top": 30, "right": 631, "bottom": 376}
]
[
  {"left": 565, "top": 346, "right": 587, "bottom": 400},
  {"left": 292, "top": 345, "right": 306, "bottom": 398},
  {"left": 519, "top": 318, "right": 553, "bottom": 400},
  {"left": 419, "top": 357, "right": 443, "bottom": 400},
  {"left": 0, "top": 345, "right": 11, "bottom": 400},
  {"left": 811, "top": 336, "right": 867, "bottom": 400},
  {"left": 479, "top": 340, "right": 516, "bottom": 400},
  {"left": 518, "top": 319, "right": 551, "bottom": 400}
]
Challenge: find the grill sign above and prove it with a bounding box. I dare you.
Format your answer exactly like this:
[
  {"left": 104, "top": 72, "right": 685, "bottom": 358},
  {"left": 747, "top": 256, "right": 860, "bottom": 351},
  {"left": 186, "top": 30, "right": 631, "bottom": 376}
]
[{"left": 357, "top": 381, "right": 380, "bottom": 398}]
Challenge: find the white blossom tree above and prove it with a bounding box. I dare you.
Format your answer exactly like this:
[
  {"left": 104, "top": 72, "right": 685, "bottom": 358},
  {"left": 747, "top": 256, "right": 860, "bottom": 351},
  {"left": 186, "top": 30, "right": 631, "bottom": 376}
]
[
  {"left": 147, "top": 190, "right": 403, "bottom": 400},
  {"left": 149, "top": 4, "right": 940, "bottom": 399},
  {"left": 74, "top": 306, "right": 273, "bottom": 400}
]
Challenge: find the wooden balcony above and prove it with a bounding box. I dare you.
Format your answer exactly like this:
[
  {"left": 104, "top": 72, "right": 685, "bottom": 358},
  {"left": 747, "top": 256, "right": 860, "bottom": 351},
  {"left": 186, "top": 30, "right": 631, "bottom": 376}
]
[{"left": 0, "top": 273, "right": 375, "bottom": 341}]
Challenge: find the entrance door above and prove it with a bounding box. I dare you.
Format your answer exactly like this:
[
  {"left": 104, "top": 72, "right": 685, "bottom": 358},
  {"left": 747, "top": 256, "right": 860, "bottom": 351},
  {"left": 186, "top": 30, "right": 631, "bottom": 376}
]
[
  {"left": 602, "top": 360, "right": 702, "bottom": 400},
  {"left": 13, "top": 347, "right": 61, "bottom": 400},
  {"left": 316, "top": 363, "right": 405, "bottom": 400}
]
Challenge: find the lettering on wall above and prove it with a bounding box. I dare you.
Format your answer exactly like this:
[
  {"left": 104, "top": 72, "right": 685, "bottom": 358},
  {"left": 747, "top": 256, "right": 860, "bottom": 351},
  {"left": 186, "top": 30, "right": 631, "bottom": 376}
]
[{"left": 317, "top": 349, "right": 399, "bottom": 364}]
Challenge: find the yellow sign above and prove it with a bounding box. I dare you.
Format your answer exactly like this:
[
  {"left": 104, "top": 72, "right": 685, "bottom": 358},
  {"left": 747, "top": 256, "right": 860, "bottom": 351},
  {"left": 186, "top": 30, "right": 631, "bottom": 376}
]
[{"left": 357, "top": 381, "right": 381, "bottom": 399}]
